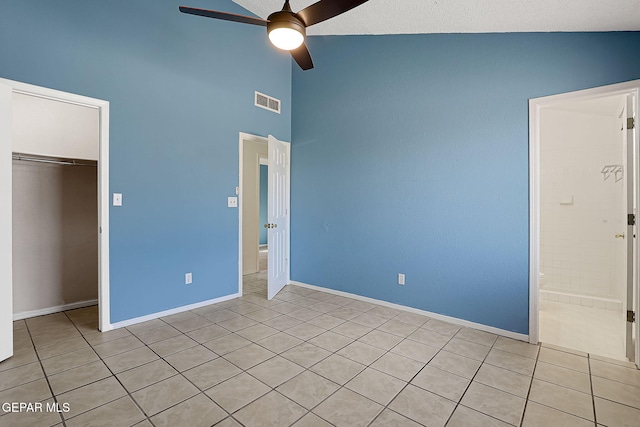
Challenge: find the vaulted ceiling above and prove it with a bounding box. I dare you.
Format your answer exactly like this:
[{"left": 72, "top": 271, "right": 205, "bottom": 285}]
[{"left": 232, "top": 0, "right": 640, "bottom": 35}]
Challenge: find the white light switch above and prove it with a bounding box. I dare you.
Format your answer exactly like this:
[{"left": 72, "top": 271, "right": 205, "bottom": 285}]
[
  {"left": 228, "top": 197, "right": 238, "bottom": 208},
  {"left": 113, "top": 193, "right": 122, "bottom": 206}
]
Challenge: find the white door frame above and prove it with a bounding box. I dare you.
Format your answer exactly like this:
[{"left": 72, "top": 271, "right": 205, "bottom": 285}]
[
  {"left": 238, "top": 132, "right": 291, "bottom": 296},
  {"left": 529, "top": 80, "right": 640, "bottom": 366},
  {"left": 0, "top": 78, "right": 111, "bottom": 332}
]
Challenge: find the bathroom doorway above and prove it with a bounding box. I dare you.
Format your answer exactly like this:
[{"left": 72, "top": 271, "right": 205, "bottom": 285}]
[
  {"left": 238, "top": 133, "right": 291, "bottom": 301},
  {"left": 529, "top": 81, "right": 639, "bottom": 365}
]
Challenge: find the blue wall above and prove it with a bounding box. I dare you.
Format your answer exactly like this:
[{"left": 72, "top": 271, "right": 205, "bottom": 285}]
[
  {"left": 259, "top": 164, "right": 268, "bottom": 245},
  {"left": 0, "top": 0, "right": 291, "bottom": 323},
  {"left": 291, "top": 32, "right": 640, "bottom": 334}
]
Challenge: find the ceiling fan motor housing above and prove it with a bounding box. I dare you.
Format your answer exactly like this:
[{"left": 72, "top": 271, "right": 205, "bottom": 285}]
[{"left": 267, "top": 10, "right": 307, "bottom": 39}]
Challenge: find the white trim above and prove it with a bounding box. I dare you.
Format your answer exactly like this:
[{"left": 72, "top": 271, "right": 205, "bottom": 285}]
[
  {"left": 238, "top": 132, "right": 269, "bottom": 298},
  {"left": 110, "top": 293, "right": 240, "bottom": 330},
  {"left": 0, "top": 83, "right": 13, "bottom": 362},
  {"left": 529, "top": 80, "right": 640, "bottom": 361},
  {"left": 529, "top": 97, "right": 541, "bottom": 345},
  {"left": 285, "top": 142, "right": 291, "bottom": 285},
  {"left": 290, "top": 281, "right": 529, "bottom": 342},
  {"left": 0, "top": 78, "right": 111, "bottom": 332},
  {"left": 13, "top": 300, "right": 98, "bottom": 321}
]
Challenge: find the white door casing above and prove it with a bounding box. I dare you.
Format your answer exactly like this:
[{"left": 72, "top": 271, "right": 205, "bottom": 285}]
[
  {"left": 529, "top": 80, "right": 640, "bottom": 367},
  {"left": 267, "top": 135, "right": 290, "bottom": 300},
  {"left": 0, "top": 78, "right": 111, "bottom": 339},
  {"left": 624, "top": 96, "right": 635, "bottom": 362},
  {"left": 0, "top": 83, "right": 14, "bottom": 362}
]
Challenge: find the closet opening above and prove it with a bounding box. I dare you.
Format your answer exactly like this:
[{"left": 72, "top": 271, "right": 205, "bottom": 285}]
[
  {"left": 11, "top": 91, "right": 101, "bottom": 326},
  {"left": 0, "top": 79, "right": 110, "bottom": 364}
]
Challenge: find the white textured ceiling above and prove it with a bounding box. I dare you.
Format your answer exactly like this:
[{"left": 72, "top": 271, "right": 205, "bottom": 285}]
[{"left": 231, "top": 0, "right": 640, "bottom": 35}]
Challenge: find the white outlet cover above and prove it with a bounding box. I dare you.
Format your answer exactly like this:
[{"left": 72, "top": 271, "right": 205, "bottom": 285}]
[
  {"left": 185, "top": 273, "right": 192, "bottom": 285},
  {"left": 398, "top": 273, "right": 405, "bottom": 285},
  {"left": 228, "top": 197, "right": 238, "bottom": 208},
  {"left": 113, "top": 193, "right": 122, "bottom": 206}
]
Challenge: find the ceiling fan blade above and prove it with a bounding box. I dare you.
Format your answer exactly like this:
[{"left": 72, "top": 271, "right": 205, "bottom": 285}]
[
  {"left": 290, "top": 43, "right": 314, "bottom": 70},
  {"left": 179, "top": 6, "right": 268, "bottom": 27},
  {"left": 296, "top": 0, "right": 369, "bottom": 27}
]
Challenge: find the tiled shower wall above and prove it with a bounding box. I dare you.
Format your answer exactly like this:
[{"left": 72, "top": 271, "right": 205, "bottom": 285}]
[{"left": 540, "top": 107, "right": 625, "bottom": 303}]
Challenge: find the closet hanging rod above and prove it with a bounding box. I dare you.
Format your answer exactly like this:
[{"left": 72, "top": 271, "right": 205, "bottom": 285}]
[{"left": 12, "top": 153, "right": 97, "bottom": 167}]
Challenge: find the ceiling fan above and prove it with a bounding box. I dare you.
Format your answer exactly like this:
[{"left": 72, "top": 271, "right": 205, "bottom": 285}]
[{"left": 179, "top": 0, "right": 370, "bottom": 70}]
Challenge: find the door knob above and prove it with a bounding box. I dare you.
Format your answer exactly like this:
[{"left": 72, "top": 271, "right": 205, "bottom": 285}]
[
  {"left": 264, "top": 223, "right": 278, "bottom": 229},
  {"left": 615, "top": 233, "right": 625, "bottom": 239}
]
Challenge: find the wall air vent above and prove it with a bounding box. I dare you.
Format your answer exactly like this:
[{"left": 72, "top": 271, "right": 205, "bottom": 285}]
[{"left": 255, "top": 91, "right": 281, "bottom": 114}]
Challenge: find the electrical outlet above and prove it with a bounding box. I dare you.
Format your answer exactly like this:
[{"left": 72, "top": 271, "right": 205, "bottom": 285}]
[
  {"left": 185, "top": 273, "right": 192, "bottom": 285},
  {"left": 113, "top": 193, "right": 122, "bottom": 206},
  {"left": 228, "top": 197, "right": 238, "bottom": 208},
  {"left": 398, "top": 273, "right": 405, "bottom": 286}
]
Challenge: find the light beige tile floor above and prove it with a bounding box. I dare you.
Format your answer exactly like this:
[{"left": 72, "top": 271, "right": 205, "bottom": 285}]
[
  {"left": 539, "top": 299, "right": 625, "bottom": 360},
  {"left": 1, "top": 258, "right": 639, "bottom": 426}
]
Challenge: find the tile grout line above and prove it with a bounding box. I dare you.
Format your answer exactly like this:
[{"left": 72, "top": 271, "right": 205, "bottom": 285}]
[
  {"left": 518, "top": 344, "right": 541, "bottom": 427},
  {"left": 368, "top": 329, "right": 456, "bottom": 427},
  {"left": 536, "top": 346, "right": 610, "bottom": 424},
  {"left": 23, "top": 319, "right": 67, "bottom": 427},
  {"left": 63, "top": 309, "right": 158, "bottom": 427},
  {"left": 587, "top": 354, "right": 598, "bottom": 426},
  {"left": 130, "top": 315, "right": 239, "bottom": 426},
  {"left": 140, "top": 284, "right": 347, "bottom": 426},
  {"left": 312, "top": 316, "right": 431, "bottom": 426},
  {"left": 226, "top": 284, "right": 409, "bottom": 426},
  {"left": 363, "top": 322, "right": 438, "bottom": 427},
  {"left": 50, "top": 308, "right": 234, "bottom": 426},
  {"left": 243, "top": 287, "right": 386, "bottom": 427},
  {"left": 218, "top": 283, "right": 344, "bottom": 426},
  {"left": 441, "top": 332, "right": 508, "bottom": 427}
]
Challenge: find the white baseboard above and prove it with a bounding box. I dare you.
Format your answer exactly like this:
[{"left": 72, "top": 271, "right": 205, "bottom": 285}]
[
  {"left": 289, "top": 281, "right": 529, "bottom": 342},
  {"left": 109, "top": 293, "right": 240, "bottom": 330},
  {"left": 13, "top": 299, "right": 98, "bottom": 321}
]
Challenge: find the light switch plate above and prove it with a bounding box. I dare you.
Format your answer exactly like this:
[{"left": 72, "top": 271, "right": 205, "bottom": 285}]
[
  {"left": 228, "top": 197, "right": 238, "bottom": 208},
  {"left": 113, "top": 193, "right": 122, "bottom": 206}
]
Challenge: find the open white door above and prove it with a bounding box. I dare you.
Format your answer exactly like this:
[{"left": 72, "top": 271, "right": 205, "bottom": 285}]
[
  {"left": 0, "top": 83, "right": 14, "bottom": 362},
  {"left": 266, "top": 135, "right": 290, "bottom": 300}
]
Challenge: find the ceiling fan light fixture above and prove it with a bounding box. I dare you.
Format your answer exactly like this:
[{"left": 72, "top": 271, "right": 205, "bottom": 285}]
[
  {"left": 268, "top": 27, "right": 304, "bottom": 50},
  {"left": 267, "top": 11, "right": 306, "bottom": 51}
]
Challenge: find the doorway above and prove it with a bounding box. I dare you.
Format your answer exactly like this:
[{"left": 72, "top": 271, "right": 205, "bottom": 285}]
[
  {"left": 238, "top": 133, "right": 290, "bottom": 301},
  {"left": 0, "top": 78, "right": 110, "bottom": 363},
  {"left": 529, "top": 81, "right": 639, "bottom": 365}
]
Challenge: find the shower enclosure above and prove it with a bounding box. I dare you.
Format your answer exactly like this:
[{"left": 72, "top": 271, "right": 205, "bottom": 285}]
[{"left": 539, "top": 99, "right": 627, "bottom": 310}]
